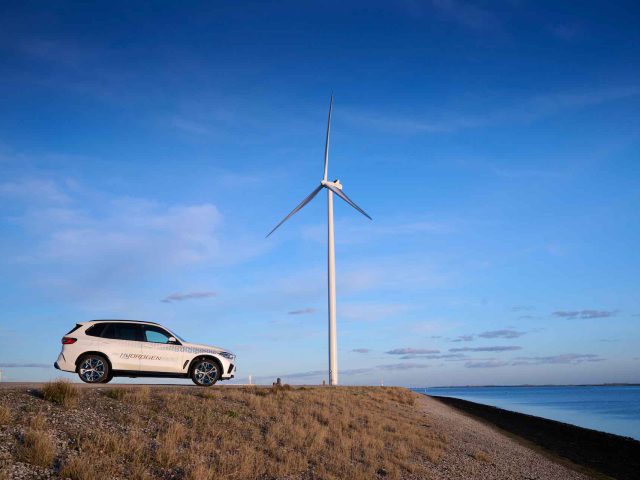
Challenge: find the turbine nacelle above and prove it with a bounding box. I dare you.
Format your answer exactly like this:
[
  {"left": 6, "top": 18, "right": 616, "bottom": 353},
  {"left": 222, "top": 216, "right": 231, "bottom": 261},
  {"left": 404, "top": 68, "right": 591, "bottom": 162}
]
[{"left": 321, "top": 179, "right": 342, "bottom": 190}]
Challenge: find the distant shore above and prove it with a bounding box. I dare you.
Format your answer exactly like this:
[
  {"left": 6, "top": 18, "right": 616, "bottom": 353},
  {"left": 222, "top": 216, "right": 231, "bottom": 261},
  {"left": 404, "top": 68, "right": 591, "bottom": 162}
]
[
  {"left": 431, "top": 394, "right": 640, "bottom": 480},
  {"left": 421, "top": 382, "right": 640, "bottom": 388}
]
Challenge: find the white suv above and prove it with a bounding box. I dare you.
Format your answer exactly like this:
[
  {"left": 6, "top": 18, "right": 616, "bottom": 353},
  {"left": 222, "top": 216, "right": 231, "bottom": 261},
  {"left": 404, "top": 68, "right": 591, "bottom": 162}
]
[{"left": 54, "top": 320, "right": 236, "bottom": 386}]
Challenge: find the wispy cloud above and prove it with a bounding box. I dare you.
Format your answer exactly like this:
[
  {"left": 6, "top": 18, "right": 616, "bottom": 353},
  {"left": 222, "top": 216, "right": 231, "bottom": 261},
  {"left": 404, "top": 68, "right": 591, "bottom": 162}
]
[
  {"left": 162, "top": 291, "right": 216, "bottom": 303},
  {"left": 278, "top": 362, "right": 431, "bottom": 379},
  {"left": 340, "top": 303, "right": 411, "bottom": 322},
  {"left": 552, "top": 310, "right": 617, "bottom": 319},
  {"left": 463, "top": 353, "right": 605, "bottom": 368},
  {"left": 301, "top": 218, "right": 453, "bottom": 245},
  {"left": 1, "top": 175, "right": 269, "bottom": 301},
  {"left": 451, "top": 335, "right": 474, "bottom": 342},
  {"left": 288, "top": 307, "right": 317, "bottom": 315},
  {"left": 465, "top": 359, "right": 509, "bottom": 368},
  {"left": 344, "top": 86, "right": 640, "bottom": 135},
  {"left": 512, "top": 354, "right": 604, "bottom": 365},
  {"left": 0, "top": 178, "right": 71, "bottom": 203},
  {"left": 386, "top": 348, "right": 440, "bottom": 355},
  {"left": 20, "top": 39, "right": 94, "bottom": 67},
  {"left": 430, "top": 0, "right": 498, "bottom": 30},
  {"left": 399, "top": 353, "right": 467, "bottom": 360},
  {"left": 169, "top": 116, "right": 211, "bottom": 135},
  {"left": 0, "top": 363, "right": 50, "bottom": 368},
  {"left": 511, "top": 306, "right": 535, "bottom": 312},
  {"left": 478, "top": 329, "right": 526, "bottom": 339},
  {"left": 450, "top": 346, "right": 522, "bottom": 353},
  {"left": 352, "top": 348, "right": 371, "bottom": 354},
  {"left": 451, "top": 329, "right": 526, "bottom": 343},
  {"left": 548, "top": 23, "right": 583, "bottom": 42}
]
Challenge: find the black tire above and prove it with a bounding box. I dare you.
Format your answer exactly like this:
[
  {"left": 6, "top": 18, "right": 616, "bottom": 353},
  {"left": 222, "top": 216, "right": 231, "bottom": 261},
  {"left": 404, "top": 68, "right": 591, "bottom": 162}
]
[
  {"left": 77, "top": 354, "right": 111, "bottom": 384},
  {"left": 190, "top": 358, "right": 220, "bottom": 387}
]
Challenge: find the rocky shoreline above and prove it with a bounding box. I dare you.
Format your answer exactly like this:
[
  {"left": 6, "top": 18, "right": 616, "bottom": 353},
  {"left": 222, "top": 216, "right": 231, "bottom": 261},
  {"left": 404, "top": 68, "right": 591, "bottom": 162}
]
[{"left": 430, "top": 395, "right": 640, "bottom": 480}]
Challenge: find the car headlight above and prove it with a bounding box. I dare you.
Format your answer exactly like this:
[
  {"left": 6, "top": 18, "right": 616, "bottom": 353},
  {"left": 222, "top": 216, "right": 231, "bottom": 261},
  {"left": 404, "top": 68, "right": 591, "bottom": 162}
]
[{"left": 219, "top": 351, "right": 235, "bottom": 360}]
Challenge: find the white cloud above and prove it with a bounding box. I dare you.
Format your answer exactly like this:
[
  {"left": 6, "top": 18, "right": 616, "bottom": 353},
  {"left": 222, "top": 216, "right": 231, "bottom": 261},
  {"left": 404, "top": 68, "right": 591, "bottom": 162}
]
[
  {"left": 0, "top": 176, "right": 270, "bottom": 301},
  {"left": 36, "top": 201, "right": 223, "bottom": 266}
]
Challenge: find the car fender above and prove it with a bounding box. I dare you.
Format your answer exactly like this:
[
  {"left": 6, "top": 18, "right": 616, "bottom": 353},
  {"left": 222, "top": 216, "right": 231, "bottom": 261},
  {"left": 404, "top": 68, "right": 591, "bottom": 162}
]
[{"left": 187, "top": 354, "right": 224, "bottom": 377}]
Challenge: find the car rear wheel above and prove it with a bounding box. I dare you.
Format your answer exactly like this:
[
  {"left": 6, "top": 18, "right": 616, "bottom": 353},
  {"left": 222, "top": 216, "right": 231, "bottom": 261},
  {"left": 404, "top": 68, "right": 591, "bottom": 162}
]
[
  {"left": 191, "top": 358, "right": 219, "bottom": 386},
  {"left": 77, "top": 354, "right": 111, "bottom": 384}
]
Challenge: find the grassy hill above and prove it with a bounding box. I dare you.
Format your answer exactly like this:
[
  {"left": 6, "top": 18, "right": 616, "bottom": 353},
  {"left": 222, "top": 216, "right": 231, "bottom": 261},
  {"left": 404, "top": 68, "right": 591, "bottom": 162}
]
[{"left": 0, "top": 381, "right": 446, "bottom": 480}]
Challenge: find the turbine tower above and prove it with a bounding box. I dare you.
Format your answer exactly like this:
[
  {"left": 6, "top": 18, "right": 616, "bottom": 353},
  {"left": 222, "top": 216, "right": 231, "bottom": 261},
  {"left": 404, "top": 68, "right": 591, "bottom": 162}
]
[{"left": 267, "top": 96, "right": 371, "bottom": 385}]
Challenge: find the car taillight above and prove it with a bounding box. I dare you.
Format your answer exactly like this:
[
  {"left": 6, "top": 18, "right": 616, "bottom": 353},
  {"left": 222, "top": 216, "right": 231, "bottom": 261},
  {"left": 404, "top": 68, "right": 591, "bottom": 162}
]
[{"left": 62, "top": 337, "right": 77, "bottom": 345}]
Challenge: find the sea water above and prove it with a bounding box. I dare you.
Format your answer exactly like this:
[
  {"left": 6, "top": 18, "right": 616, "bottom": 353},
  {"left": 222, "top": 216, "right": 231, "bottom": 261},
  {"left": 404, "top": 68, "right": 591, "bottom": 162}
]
[{"left": 414, "top": 385, "right": 640, "bottom": 440}]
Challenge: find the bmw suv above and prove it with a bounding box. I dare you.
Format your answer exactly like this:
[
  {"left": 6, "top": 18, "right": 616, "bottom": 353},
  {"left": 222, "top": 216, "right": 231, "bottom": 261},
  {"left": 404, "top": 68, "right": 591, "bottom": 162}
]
[{"left": 54, "top": 320, "right": 236, "bottom": 386}]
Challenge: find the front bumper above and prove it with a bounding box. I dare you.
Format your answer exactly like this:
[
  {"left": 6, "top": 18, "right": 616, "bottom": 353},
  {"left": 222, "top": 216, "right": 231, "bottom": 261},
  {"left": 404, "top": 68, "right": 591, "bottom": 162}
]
[{"left": 221, "top": 362, "right": 236, "bottom": 379}]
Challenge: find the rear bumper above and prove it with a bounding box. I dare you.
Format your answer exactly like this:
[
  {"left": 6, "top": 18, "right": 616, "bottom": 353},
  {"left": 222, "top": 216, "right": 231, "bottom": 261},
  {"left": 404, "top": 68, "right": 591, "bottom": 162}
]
[{"left": 55, "top": 352, "right": 75, "bottom": 373}]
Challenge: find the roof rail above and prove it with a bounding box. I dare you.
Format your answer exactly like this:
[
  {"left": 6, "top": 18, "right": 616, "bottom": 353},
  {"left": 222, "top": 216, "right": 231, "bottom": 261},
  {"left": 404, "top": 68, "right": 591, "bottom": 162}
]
[{"left": 87, "top": 319, "right": 160, "bottom": 325}]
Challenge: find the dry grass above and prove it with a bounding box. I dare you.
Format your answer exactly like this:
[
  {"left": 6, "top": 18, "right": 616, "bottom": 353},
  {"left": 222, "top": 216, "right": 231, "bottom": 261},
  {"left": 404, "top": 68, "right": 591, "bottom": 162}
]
[
  {"left": 60, "top": 455, "right": 97, "bottom": 480},
  {"left": 2, "top": 386, "right": 446, "bottom": 480},
  {"left": 19, "top": 428, "right": 56, "bottom": 467},
  {"left": 152, "top": 387, "right": 443, "bottom": 479},
  {"left": 29, "top": 413, "right": 47, "bottom": 430},
  {"left": 41, "top": 378, "right": 78, "bottom": 408},
  {"left": 0, "top": 405, "right": 11, "bottom": 425},
  {"left": 472, "top": 450, "right": 491, "bottom": 463},
  {"left": 105, "top": 386, "right": 151, "bottom": 405}
]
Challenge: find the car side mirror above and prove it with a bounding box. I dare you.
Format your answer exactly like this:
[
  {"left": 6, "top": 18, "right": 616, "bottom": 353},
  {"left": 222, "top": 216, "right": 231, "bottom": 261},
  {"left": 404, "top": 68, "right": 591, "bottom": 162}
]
[{"left": 168, "top": 336, "right": 179, "bottom": 344}]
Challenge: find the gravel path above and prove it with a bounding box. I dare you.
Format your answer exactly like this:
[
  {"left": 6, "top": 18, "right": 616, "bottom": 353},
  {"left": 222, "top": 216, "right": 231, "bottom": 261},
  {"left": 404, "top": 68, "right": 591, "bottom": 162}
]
[{"left": 414, "top": 394, "right": 590, "bottom": 480}]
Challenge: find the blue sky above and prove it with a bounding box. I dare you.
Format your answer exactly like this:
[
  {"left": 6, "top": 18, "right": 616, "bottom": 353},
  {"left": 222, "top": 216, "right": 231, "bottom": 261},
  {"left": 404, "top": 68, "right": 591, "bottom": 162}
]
[{"left": 0, "top": 1, "right": 638, "bottom": 386}]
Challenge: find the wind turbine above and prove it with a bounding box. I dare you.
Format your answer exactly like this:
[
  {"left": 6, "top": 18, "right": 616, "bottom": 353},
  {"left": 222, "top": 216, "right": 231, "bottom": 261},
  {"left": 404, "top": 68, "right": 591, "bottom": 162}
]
[{"left": 267, "top": 96, "right": 371, "bottom": 386}]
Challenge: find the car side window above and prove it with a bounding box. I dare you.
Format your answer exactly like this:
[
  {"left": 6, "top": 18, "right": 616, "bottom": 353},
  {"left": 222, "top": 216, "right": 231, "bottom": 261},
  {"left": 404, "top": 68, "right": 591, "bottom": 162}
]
[
  {"left": 143, "top": 326, "right": 173, "bottom": 344},
  {"left": 85, "top": 324, "right": 107, "bottom": 337},
  {"left": 102, "top": 323, "right": 142, "bottom": 341}
]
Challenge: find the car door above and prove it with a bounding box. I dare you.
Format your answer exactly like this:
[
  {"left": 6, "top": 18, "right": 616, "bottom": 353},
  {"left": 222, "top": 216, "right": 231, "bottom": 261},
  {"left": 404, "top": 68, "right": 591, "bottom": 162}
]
[
  {"left": 100, "top": 323, "right": 143, "bottom": 371},
  {"left": 139, "top": 325, "right": 184, "bottom": 373}
]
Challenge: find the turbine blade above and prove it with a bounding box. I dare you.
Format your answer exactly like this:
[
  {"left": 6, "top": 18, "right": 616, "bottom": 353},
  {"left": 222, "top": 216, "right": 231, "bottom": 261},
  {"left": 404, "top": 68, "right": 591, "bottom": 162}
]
[
  {"left": 325, "top": 184, "right": 372, "bottom": 220},
  {"left": 323, "top": 95, "right": 333, "bottom": 181},
  {"left": 266, "top": 185, "right": 323, "bottom": 237}
]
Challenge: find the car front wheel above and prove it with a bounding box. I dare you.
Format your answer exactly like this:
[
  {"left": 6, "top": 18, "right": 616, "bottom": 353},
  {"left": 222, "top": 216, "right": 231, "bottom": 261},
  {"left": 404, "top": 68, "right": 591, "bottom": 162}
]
[
  {"left": 191, "top": 358, "right": 219, "bottom": 386},
  {"left": 77, "top": 354, "right": 111, "bottom": 384}
]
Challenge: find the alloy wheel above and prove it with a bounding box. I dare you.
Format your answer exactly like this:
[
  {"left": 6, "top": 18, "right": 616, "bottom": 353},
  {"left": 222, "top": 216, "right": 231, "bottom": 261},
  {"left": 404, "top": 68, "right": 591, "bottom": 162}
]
[
  {"left": 194, "top": 361, "right": 218, "bottom": 386},
  {"left": 79, "top": 357, "right": 106, "bottom": 383}
]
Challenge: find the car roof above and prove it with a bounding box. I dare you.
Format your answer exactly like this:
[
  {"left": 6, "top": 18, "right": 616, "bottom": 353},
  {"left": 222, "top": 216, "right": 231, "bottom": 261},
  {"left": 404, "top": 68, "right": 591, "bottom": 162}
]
[{"left": 84, "top": 319, "right": 160, "bottom": 326}]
